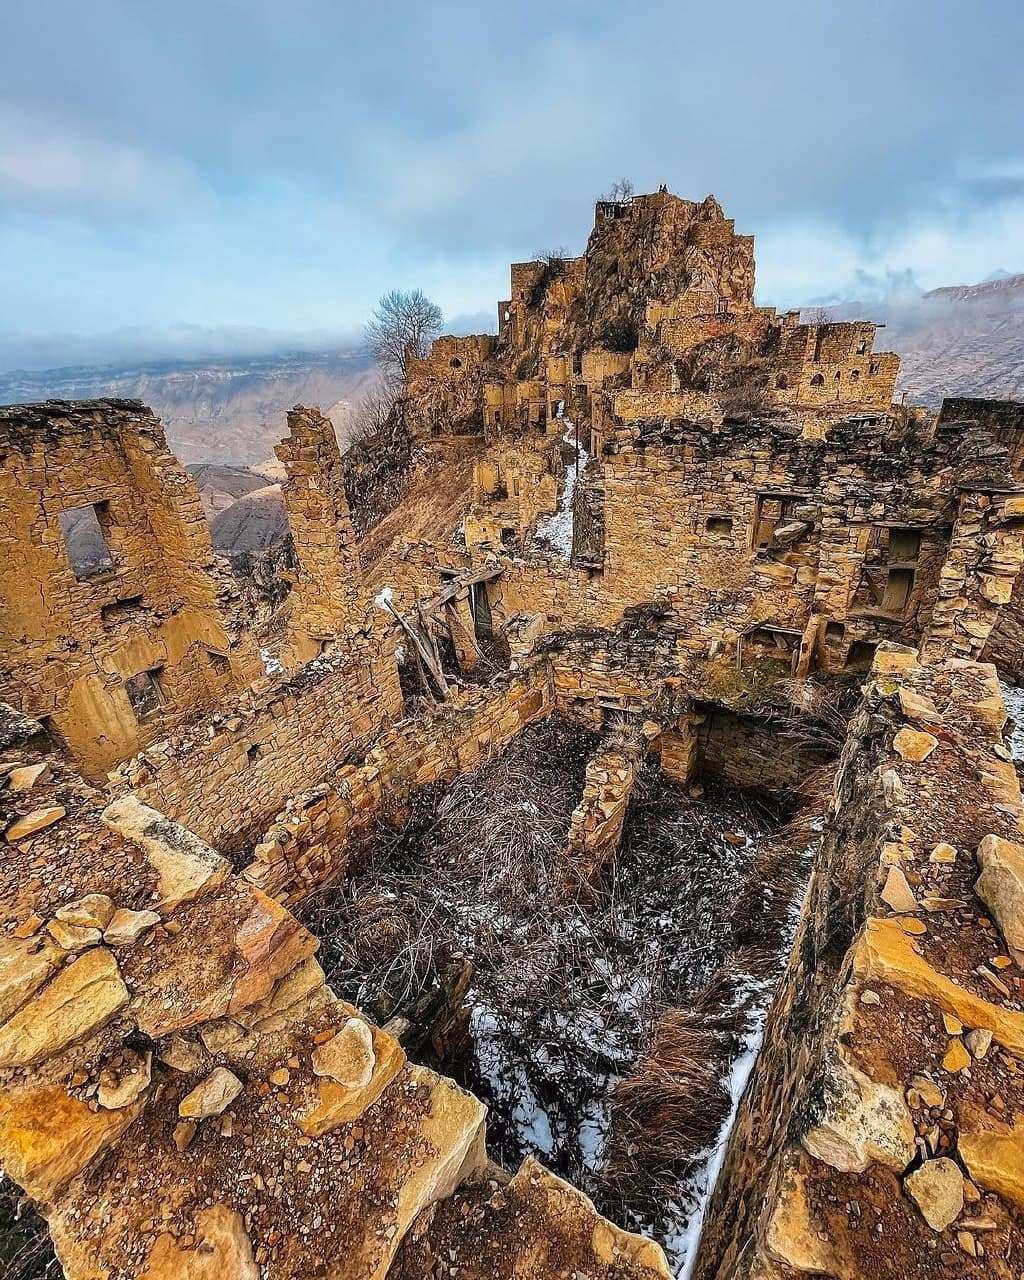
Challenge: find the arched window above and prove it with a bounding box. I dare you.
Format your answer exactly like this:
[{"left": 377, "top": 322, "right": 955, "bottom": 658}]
[
  {"left": 810, "top": 373, "right": 825, "bottom": 387},
  {"left": 450, "top": 357, "right": 462, "bottom": 369},
  {"left": 849, "top": 369, "right": 860, "bottom": 382},
  {"left": 834, "top": 369, "right": 842, "bottom": 380}
]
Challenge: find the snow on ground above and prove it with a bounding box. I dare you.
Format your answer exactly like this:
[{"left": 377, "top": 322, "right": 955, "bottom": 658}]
[
  {"left": 532, "top": 420, "right": 589, "bottom": 558},
  {"left": 1000, "top": 680, "right": 1024, "bottom": 761},
  {"left": 259, "top": 646, "right": 284, "bottom": 677}
]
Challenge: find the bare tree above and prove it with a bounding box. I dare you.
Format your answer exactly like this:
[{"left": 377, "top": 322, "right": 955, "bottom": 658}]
[
  {"left": 348, "top": 381, "right": 398, "bottom": 447},
  {"left": 804, "top": 305, "right": 833, "bottom": 326},
  {"left": 603, "top": 178, "right": 634, "bottom": 202},
  {"left": 365, "top": 289, "right": 443, "bottom": 388}
]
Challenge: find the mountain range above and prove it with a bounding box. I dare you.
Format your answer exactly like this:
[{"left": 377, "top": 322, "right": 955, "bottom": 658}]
[{"left": 0, "top": 349, "right": 377, "bottom": 467}]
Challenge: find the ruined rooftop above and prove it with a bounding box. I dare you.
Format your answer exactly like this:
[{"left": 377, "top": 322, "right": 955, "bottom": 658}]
[{"left": 2, "top": 190, "right": 1024, "bottom": 1280}]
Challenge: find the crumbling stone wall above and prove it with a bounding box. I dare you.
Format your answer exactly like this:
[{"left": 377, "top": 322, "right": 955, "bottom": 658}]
[
  {"left": 275, "top": 404, "right": 370, "bottom": 670},
  {"left": 246, "top": 665, "right": 552, "bottom": 900},
  {"left": 0, "top": 399, "right": 259, "bottom": 779},
  {"left": 696, "top": 646, "right": 1024, "bottom": 1280},
  {"left": 111, "top": 644, "right": 402, "bottom": 859}
]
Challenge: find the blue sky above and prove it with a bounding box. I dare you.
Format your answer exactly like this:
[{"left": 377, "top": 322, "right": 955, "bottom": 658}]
[{"left": 3, "top": 0, "right": 1024, "bottom": 367}]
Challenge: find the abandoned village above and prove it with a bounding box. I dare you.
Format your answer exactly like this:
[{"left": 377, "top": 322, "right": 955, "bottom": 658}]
[{"left": 3, "top": 188, "right": 1024, "bottom": 1280}]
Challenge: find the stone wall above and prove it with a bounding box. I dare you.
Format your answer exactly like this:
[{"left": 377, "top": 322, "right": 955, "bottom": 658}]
[
  {"left": 275, "top": 404, "right": 369, "bottom": 670},
  {"left": 695, "top": 646, "right": 1024, "bottom": 1280},
  {"left": 0, "top": 399, "right": 259, "bottom": 780},
  {"left": 246, "top": 665, "right": 553, "bottom": 901},
  {"left": 110, "top": 643, "right": 403, "bottom": 860}
]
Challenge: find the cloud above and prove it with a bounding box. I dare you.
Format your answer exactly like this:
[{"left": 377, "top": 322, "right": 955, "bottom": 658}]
[
  {"left": 1, "top": 0, "right": 1023, "bottom": 363},
  {"left": 0, "top": 107, "right": 202, "bottom": 215}
]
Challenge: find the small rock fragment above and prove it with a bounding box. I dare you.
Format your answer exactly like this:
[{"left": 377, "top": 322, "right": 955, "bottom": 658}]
[
  {"left": 178, "top": 1067, "right": 243, "bottom": 1119},
  {"left": 46, "top": 920, "right": 102, "bottom": 952},
  {"left": 6, "top": 763, "right": 51, "bottom": 791},
  {"left": 103, "top": 908, "right": 161, "bottom": 947},
  {"left": 904, "top": 1157, "right": 964, "bottom": 1232},
  {"left": 173, "top": 1120, "right": 198, "bottom": 1152},
  {"left": 942, "top": 1038, "right": 971, "bottom": 1073},
  {"left": 881, "top": 866, "right": 918, "bottom": 914},
  {"left": 159, "top": 1035, "right": 206, "bottom": 1073},
  {"left": 930, "top": 843, "right": 958, "bottom": 864},
  {"left": 964, "top": 1028, "right": 993, "bottom": 1060},
  {"left": 5, "top": 806, "right": 66, "bottom": 842},
  {"left": 97, "top": 1049, "right": 152, "bottom": 1109},
  {"left": 893, "top": 728, "right": 939, "bottom": 762},
  {"left": 311, "top": 1018, "right": 376, "bottom": 1088},
  {"left": 56, "top": 895, "right": 115, "bottom": 930}
]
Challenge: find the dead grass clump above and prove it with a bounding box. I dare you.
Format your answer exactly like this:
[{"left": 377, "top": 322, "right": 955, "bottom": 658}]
[
  {"left": 0, "top": 1182, "right": 57, "bottom": 1280},
  {"left": 599, "top": 981, "right": 745, "bottom": 1221}
]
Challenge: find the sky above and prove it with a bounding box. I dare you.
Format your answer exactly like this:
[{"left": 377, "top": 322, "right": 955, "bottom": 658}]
[{"left": 2, "top": 0, "right": 1024, "bottom": 368}]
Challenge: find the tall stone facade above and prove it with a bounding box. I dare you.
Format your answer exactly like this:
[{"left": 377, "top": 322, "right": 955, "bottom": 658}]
[{"left": 0, "top": 399, "right": 260, "bottom": 779}]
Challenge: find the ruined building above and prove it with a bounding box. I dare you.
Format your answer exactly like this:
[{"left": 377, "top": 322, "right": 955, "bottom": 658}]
[{"left": 2, "top": 190, "right": 1024, "bottom": 1280}]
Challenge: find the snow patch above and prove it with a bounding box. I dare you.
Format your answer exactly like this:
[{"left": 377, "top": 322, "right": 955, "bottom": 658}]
[
  {"left": 259, "top": 646, "right": 284, "bottom": 677},
  {"left": 374, "top": 585, "right": 395, "bottom": 611},
  {"left": 533, "top": 420, "right": 589, "bottom": 559},
  {"left": 1000, "top": 680, "right": 1024, "bottom": 761}
]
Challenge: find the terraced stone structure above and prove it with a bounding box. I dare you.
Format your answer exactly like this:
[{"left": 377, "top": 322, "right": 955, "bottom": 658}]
[{"left": 3, "top": 189, "right": 1024, "bottom": 1280}]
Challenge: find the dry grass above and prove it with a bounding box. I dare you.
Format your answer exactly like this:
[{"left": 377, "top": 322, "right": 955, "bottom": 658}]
[
  {"left": 0, "top": 1183, "right": 57, "bottom": 1280},
  {"left": 359, "top": 444, "right": 483, "bottom": 583}
]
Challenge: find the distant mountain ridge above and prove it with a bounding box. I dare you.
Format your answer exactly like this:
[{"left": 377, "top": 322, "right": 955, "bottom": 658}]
[
  {"left": 822, "top": 271, "right": 1024, "bottom": 409},
  {"left": 924, "top": 272, "right": 1024, "bottom": 303},
  {"left": 0, "top": 348, "right": 378, "bottom": 466}
]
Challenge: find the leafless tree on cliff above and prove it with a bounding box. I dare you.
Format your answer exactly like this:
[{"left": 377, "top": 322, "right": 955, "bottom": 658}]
[
  {"left": 602, "top": 178, "right": 634, "bottom": 202},
  {"left": 364, "top": 289, "right": 443, "bottom": 388},
  {"left": 348, "top": 381, "right": 398, "bottom": 448},
  {"left": 804, "top": 305, "right": 833, "bottom": 325}
]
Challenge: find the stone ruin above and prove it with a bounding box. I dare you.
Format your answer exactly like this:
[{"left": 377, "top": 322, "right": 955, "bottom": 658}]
[{"left": 0, "top": 189, "right": 1023, "bottom": 1280}]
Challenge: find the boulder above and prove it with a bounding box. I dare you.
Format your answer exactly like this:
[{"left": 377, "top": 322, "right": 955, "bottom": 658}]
[
  {"left": 975, "top": 834, "right": 1024, "bottom": 956},
  {"left": 801, "top": 1046, "right": 916, "bottom": 1173},
  {"left": 101, "top": 795, "right": 230, "bottom": 912},
  {"left": 959, "top": 1106, "right": 1024, "bottom": 1212},
  {"left": 0, "top": 1085, "right": 144, "bottom": 1202},
  {"left": 0, "top": 934, "right": 64, "bottom": 1023},
  {"left": 144, "top": 1205, "right": 258, "bottom": 1280}
]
